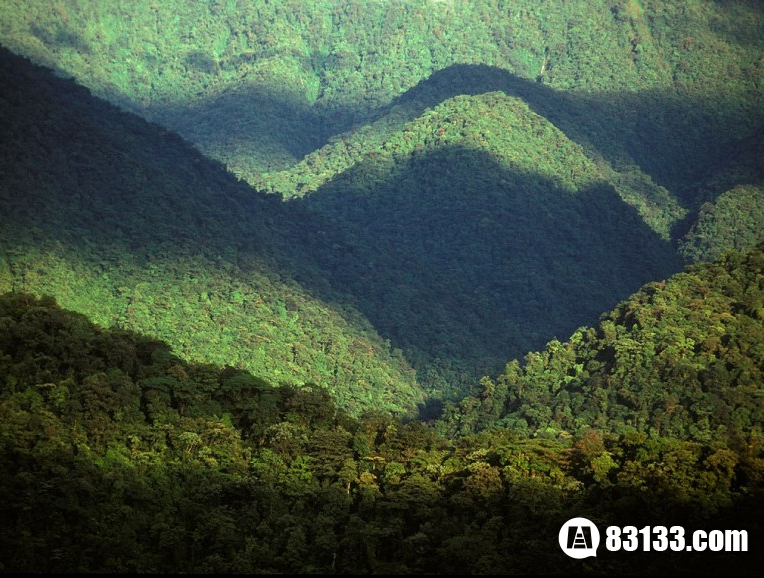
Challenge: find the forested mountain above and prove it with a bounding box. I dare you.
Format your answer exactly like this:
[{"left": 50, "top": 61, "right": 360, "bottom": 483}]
[
  {"left": 2, "top": 2, "right": 763, "bottom": 402},
  {"left": 0, "top": 0, "right": 761, "bottom": 399},
  {"left": 1, "top": 253, "right": 762, "bottom": 573},
  {"left": 0, "top": 46, "right": 423, "bottom": 415},
  {"left": 0, "top": 43, "right": 687, "bottom": 403},
  {"left": 297, "top": 91, "right": 682, "bottom": 395},
  {"left": 1, "top": 1, "right": 762, "bottom": 214},
  {"left": 1, "top": 1, "right": 764, "bottom": 574}
]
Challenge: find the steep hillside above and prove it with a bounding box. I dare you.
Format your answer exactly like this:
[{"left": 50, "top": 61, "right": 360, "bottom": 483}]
[
  {"left": 0, "top": 47, "right": 423, "bottom": 415},
  {"left": 449, "top": 243, "right": 764, "bottom": 441}
]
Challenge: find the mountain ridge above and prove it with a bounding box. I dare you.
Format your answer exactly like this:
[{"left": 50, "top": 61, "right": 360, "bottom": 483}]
[
  {"left": 1, "top": 0, "right": 763, "bottom": 410},
  {"left": 2, "top": 0, "right": 762, "bottom": 198},
  {"left": 0, "top": 46, "right": 690, "bottom": 404}
]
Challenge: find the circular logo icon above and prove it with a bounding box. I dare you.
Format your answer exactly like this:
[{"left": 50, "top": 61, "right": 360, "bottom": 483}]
[{"left": 559, "top": 517, "right": 600, "bottom": 559}]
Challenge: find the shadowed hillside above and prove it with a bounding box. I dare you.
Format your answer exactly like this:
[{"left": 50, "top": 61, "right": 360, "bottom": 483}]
[
  {"left": 0, "top": 47, "right": 424, "bottom": 415},
  {"left": 0, "top": 47, "right": 686, "bottom": 406},
  {"left": 293, "top": 143, "right": 681, "bottom": 396},
  {"left": 677, "top": 127, "right": 764, "bottom": 263}
]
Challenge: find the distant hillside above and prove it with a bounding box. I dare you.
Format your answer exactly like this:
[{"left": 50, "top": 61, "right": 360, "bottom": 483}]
[
  {"left": 1, "top": 0, "right": 761, "bottom": 203},
  {"left": 258, "top": 62, "right": 720, "bottom": 238},
  {"left": 0, "top": 47, "right": 423, "bottom": 415}
]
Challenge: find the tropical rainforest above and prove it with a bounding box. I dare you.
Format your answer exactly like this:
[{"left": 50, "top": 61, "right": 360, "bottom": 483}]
[{"left": 0, "top": 0, "right": 762, "bottom": 574}]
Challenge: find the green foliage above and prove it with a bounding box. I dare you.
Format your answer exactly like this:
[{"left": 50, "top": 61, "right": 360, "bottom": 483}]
[
  {"left": 1, "top": 0, "right": 761, "bottom": 207},
  {"left": 260, "top": 66, "right": 690, "bottom": 239},
  {"left": 0, "top": 46, "right": 422, "bottom": 416},
  {"left": 0, "top": 3, "right": 763, "bottom": 573},
  {"left": 296, "top": 133, "right": 682, "bottom": 396},
  {"left": 458, "top": 243, "right": 764, "bottom": 442},
  {"left": 0, "top": 44, "right": 689, "bottom": 407},
  {"left": 1, "top": 1, "right": 762, "bottom": 406},
  {"left": 0, "top": 292, "right": 761, "bottom": 574},
  {"left": 681, "top": 185, "right": 764, "bottom": 263}
]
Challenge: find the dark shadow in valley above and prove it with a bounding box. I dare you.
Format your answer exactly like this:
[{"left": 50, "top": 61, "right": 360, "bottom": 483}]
[
  {"left": 670, "top": 124, "right": 764, "bottom": 253},
  {"left": 282, "top": 145, "right": 684, "bottom": 395},
  {"left": 0, "top": 46, "right": 685, "bottom": 402},
  {"left": 155, "top": 86, "right": 328, "bottom": 173}
]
